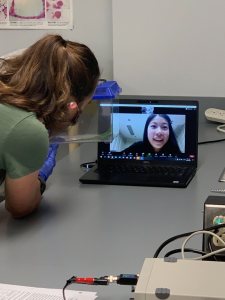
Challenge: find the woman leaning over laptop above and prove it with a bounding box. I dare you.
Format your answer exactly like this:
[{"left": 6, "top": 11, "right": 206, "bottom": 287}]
[{"left": 0, "top": 34, "right": 100, "bottom": 218}]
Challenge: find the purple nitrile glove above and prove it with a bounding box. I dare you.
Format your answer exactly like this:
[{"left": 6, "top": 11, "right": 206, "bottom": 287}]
[{"left": 38, "top": 144, "right": 59, "bottom": 182}]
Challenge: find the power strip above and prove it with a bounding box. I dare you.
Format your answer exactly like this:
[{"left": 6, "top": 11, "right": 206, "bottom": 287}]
[
  {"left": 203, "top": 195, "right": 225, "bottom": 260},
  {"left": 135, "top": 258, "right": 225, "bottom": 300},
  {"left": 205, "top": 108, "right": 225, "bottom": 123}
]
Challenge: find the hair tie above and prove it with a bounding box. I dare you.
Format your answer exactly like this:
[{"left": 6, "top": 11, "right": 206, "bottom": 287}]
[{"left": 68, "top": 102, "right": 77, "bottom": 110}]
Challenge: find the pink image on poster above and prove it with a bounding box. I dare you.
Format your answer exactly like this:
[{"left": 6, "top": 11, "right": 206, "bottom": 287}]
[
  {"left": 9, "top": 0, "right": 45, "bottom": 19},
  {"left": 0, "top": 0, "right": 72, "bottom": 29},
  {"left": 0, "top": 0, "right": 7, "bottom": 21},
  {"left": 46, "top": 0, "right": 67, "bottom": 20}
]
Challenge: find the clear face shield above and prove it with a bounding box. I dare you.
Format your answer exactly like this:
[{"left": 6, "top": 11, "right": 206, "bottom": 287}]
[{"left": 50, "top": 81, "right": 122, "bottom": 144}]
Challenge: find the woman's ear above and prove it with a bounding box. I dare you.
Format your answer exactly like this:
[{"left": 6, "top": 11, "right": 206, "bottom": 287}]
[{"left": 68, "top": 101, "right": 78, "bottom": 110}]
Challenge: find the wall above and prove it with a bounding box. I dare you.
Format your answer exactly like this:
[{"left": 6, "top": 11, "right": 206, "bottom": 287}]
[
  {"left": 0, "top": 0, "right": 113, "bottom": 80},
  {"left": 112, "top": 0, "right": 225, "bottom": 97}
]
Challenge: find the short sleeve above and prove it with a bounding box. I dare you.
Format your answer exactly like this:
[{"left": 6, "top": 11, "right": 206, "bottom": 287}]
[{"left": 3, "top": 116, "right": 49, "bottom": 179}]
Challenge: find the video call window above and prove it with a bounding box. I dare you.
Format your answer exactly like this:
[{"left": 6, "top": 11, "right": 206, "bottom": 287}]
[
  {"left": 98, "top": 101, "right": 198, "bottom": 162},
  {"left": 110, "top": 112, "right": 185, "bottom": 154}
]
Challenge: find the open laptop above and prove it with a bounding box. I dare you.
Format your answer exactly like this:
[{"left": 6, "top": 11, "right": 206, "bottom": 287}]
[{"left": 79, "top": 96, "right": 198, "bottom": 188}]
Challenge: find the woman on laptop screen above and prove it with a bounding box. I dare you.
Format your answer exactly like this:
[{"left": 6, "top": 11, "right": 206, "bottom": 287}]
[{"left": 125, "top": 114, "right": 182, "bottom": 155}]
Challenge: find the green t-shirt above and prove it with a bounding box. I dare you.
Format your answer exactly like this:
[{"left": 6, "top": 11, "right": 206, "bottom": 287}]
[{"left": 0, "top": 104, "right": 49, "bottom": 179}]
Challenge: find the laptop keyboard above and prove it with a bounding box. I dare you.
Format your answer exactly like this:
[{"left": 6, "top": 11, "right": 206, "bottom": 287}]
[{"left": 100, "top": 164, "right": 193, "bottom": 178}]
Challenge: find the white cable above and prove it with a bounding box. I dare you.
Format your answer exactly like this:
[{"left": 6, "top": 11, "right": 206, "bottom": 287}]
[
  {"left": 194, "top": 247, "right": 225, "bottom": 260},
  {"left": 181, "top": 230, "right": 225, "bottom": 260},
  {"left": 217, "top": 124, "right": 225, "bottom": 133}
]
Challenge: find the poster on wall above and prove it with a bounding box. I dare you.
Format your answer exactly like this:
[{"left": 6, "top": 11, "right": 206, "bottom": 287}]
[{"left": 0, "top": 0, "right": 73, "bottom": 29}]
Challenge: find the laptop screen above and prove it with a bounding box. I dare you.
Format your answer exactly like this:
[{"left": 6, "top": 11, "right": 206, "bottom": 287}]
[{"left": 98, "top": 97, "right": 198, "bottom": 165}]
